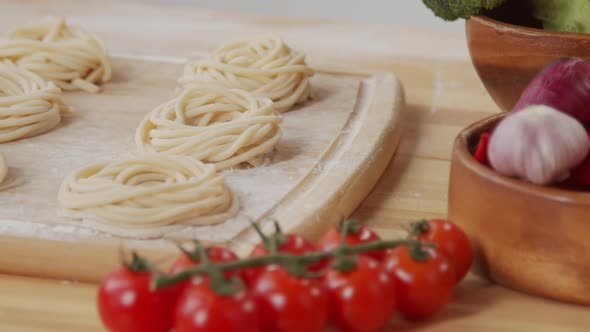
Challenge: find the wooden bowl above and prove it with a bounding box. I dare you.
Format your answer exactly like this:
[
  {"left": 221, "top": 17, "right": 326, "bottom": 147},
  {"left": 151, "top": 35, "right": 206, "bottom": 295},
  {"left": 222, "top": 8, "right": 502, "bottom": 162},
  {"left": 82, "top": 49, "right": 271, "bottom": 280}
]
[
  {"left": 448, "top": 113, "right": 590, "bottom": 305},
  {"left": 466, "top": 15, "right": 590, "bottom": 112}
]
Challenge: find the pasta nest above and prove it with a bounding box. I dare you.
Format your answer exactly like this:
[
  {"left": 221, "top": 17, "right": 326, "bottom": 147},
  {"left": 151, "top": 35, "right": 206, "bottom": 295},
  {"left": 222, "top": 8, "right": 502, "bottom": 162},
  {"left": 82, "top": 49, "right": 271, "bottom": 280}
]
[
  {"left": 180, "top": 35, "right": 314, "bottom": 113},
  {"left": 136, "top": 84, "right": 282, "bottom": 170},
  {"left": 0, "top": 17, "right": 112, "bottom": 93},
  {"left": 0, "top": 61, "right": 68, "bottom": 143},
  {"left": 58, "top": 154, "right": 239, "bottom": 237}
]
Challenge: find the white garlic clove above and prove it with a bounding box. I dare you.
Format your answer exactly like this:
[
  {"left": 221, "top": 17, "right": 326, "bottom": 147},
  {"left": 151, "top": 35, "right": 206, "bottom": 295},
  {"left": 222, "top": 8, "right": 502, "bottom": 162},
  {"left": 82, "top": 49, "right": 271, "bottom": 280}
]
[{"left": 488, "top": 105, "right": 590, "bottom": 185}]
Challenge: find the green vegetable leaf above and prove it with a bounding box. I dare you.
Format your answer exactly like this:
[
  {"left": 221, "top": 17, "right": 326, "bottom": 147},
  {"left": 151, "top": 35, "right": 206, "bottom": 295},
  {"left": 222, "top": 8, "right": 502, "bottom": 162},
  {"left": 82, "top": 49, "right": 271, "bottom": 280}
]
[
  {"left": 529, "top": 0, "right": 590, "bottom": 33},
  {"left": 422, "top": 0, "right": 509, "bottom": 21}
]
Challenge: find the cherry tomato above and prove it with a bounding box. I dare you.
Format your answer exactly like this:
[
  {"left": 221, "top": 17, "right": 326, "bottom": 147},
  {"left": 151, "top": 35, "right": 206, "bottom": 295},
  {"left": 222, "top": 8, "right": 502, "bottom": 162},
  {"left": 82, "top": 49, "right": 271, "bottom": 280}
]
[
  {"left": 169, "top": 246, "right": 243, "bottom": 294},
  {"left": 245, "top": 234, "right": 318, "bottom": 285},
  {"left": 420, "top": 219, "right": 473, "bottom": 282},
  {"left": 249, "top": 233, "right": 317, "bottom": 257},
  {"left": 324, "top": 256, "right": 396, "bottom": 332},
  {"left": 98, "top": 267, "right": 177, "bottom": 332},
  {"left": 318, "top": 225, "right": 385, "bottom": 261},
  {"left": 174, "top": 278, "right": 261, "bottom": 332},
  {"left": 251, "top": 266, "right": 329, "bottom": 332},
  {"left": 169, "top": 246, "right": 242, "bottom": 278},
  {"left": 383, "top": 246, "right": 456, "bottom": 320}
]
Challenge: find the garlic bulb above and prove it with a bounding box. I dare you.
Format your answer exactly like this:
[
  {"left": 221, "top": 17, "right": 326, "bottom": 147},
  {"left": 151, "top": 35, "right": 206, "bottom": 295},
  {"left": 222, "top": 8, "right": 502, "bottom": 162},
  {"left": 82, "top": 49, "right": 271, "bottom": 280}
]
[{"left": 488, "top": 105, "right": 590, "bottom": 185}]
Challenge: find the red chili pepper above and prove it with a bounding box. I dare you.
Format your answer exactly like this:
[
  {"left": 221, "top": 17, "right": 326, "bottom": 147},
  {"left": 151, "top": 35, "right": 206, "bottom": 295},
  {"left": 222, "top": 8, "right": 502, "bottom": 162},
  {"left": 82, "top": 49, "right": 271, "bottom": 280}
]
[{"left": 473, "top": 132, "right": 491, "bottom": 165}]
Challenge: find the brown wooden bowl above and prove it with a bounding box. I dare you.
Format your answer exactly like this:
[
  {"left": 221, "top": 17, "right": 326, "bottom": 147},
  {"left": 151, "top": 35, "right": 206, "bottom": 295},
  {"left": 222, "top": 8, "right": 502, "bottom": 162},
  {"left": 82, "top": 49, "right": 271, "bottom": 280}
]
[
  {"left": 448, "top": 113, "right": 590, "bottom": 305},
  {"left": 466, "top": 15, "right": 590, "bottom": 112}
]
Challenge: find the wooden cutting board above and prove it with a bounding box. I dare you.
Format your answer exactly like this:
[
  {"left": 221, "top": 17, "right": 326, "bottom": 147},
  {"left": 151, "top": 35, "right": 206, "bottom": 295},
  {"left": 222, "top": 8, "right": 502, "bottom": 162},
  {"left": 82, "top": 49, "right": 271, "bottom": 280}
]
[{"left": 0, "top": 1, "right": 404, "bottom": 283}]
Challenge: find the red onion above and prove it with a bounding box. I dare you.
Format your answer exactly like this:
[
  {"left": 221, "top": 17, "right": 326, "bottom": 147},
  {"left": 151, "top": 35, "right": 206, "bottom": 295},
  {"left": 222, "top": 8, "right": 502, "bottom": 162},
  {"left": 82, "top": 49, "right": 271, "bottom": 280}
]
[{"left": 514, "top": 57, "right": 590, "bottom": 126}]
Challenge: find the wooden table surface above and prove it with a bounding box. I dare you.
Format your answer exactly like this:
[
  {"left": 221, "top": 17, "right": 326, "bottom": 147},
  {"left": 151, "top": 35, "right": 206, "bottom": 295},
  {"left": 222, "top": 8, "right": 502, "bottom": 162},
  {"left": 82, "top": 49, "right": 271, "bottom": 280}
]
[{"left": 0, "top": 1, "right": 589, "bottom": 331}]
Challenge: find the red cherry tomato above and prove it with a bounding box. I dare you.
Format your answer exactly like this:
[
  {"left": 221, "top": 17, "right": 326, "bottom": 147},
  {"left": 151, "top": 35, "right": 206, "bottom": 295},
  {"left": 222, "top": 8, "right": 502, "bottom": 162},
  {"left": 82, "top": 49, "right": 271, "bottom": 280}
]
[
  {"left": 383, "top": 246, "right": 456, "bottom": 320},
  {"left": 98, "top": 267, "right": 177, "bottom": 332},
  {"left": 174, "top": 278, "right": 261, "bottom": 332},
  {"left": 169, "top": 246, "right": 241, "bottom": 277},
  {"left": 318, "top": 225, "right": 385, "bottom": 261},
  {"left": 250, "top": 233, "right": 317, "bottom": 257},
  {"left": 169, "top": 246, "right": 243, "bottom": 293},
  {"left": 420, "top": 219, "right": 473, "bottom": 282},
  {"left": 169, "top": 254, "right": 201, "bottom": 275},
  {"left": 252, "top": 266, "right": 329, "bottom": 332},
  {"left": 245, "top": 234, "right": 318, "bottom": 285},
  {"left": 324, "top": 256, "right": 397, "bottom": 332}
]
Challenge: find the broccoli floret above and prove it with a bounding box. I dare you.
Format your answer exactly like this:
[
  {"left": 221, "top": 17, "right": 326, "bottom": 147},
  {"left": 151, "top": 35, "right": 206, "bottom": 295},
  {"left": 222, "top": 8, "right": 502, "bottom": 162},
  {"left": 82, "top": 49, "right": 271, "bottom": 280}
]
[
  {"left": 422, "top": 0, "right": 509, "bottom": 21},
  {"left": 529, "top": 0, "right": 590, "bottom": 33}
]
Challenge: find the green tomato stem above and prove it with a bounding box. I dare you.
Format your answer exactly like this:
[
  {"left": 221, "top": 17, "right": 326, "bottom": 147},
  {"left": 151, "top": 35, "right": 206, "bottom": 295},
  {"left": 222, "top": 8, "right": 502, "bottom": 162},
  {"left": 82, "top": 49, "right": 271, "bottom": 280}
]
[{"left": 152, "top": 238, "right": 431, "bottom": 290}]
